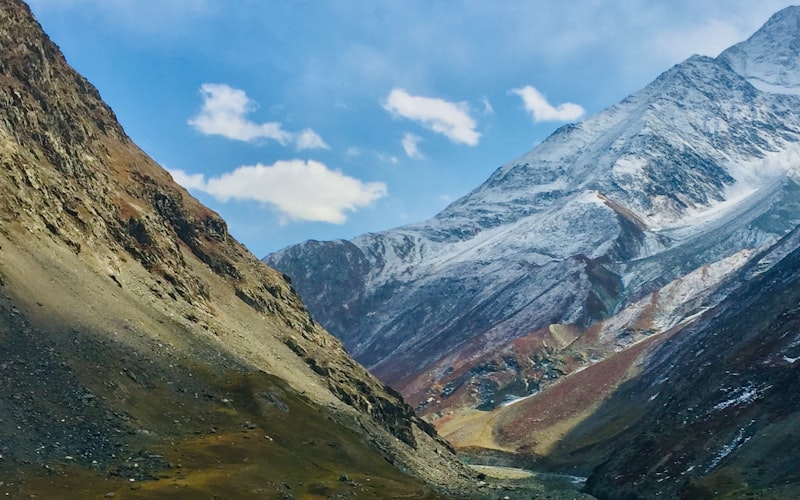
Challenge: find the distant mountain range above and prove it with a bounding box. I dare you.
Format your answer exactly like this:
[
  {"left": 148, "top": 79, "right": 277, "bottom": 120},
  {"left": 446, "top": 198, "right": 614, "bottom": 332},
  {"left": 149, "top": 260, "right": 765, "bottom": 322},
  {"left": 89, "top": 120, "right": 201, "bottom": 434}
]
[{"left": 267, "top": 5, "right": 800, "bottom": 497}]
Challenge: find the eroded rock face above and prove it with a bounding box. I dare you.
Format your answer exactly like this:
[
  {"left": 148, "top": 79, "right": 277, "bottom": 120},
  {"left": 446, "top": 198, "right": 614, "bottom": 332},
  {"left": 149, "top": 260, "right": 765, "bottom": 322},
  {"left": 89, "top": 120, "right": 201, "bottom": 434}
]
[{"left": 0, "top": 0, "right": 473, "bottom": 495}]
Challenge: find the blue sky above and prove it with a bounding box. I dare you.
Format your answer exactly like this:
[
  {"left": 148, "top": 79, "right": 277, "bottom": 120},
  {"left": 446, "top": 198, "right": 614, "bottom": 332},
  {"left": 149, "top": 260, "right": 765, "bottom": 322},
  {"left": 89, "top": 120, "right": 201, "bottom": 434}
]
[{"left": 28, "top": 0, "right": 796, "bottom": 256}]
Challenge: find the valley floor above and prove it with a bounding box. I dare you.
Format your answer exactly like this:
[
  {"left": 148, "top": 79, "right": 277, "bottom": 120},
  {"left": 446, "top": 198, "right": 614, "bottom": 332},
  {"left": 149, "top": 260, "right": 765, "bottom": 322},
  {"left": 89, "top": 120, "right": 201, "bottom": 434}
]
[{"left": 467, "top": 465, "right": 593, "bottom": 499}]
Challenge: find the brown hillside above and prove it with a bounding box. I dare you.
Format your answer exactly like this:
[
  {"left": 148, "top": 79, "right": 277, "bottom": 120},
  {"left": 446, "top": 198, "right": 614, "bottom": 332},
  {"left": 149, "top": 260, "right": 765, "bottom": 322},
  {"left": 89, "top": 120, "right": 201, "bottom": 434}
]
[{"left": 0, "top": 0, "right": 475, "bottom": 496}]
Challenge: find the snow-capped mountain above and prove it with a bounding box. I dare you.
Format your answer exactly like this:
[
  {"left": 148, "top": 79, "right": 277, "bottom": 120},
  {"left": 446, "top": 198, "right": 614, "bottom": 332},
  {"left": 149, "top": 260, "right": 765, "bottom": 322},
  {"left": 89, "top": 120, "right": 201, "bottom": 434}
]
[
  {"left": 265, "top": 6, "right": 800, "bottom": 411},
  {"left": 718, "top": 5, "right": 800, "bottom": 94}
]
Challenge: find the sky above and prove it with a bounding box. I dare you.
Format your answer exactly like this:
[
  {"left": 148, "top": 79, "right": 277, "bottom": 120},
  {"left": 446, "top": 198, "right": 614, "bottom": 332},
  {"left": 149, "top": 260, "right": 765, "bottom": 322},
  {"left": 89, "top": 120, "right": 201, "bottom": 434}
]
[{"left": 27, "top": 0, "right": 797, "bottom": 257}]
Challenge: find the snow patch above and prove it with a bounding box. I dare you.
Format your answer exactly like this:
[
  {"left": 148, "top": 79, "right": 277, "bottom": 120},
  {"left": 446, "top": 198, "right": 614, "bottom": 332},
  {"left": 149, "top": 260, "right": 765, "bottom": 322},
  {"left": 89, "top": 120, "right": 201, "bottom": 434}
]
[
  {"left": 612, "top": 157, "right": 647, "bottom": 177},
  {"left": 706, "top": 426, "right": 752, "bottom": 472},
  {"left": 726, "top": 143, "right": 800, "bottom": 190},
  {"left": 710, "top": 384, "right": 770, "bottom": 413},
  {"left": 499, "top": 393, "right": 537, "bottom": 408},
  {"left": 747, "top": 79, "right": 800, "bottom": 95}
]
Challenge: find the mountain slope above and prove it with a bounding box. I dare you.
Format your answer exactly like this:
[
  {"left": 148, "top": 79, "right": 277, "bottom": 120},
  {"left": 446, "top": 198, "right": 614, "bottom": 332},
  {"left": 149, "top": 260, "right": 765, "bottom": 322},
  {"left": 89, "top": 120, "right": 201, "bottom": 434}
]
[
  {"left": 0, "top": 0, "right": 475, "bottom": 496},
  {"left": 266, "top": 6, "right": 800, "bottom": 417},
  {"left": 578, "top": 225, "right": 800, "bottom": 498},
  {"left": 435, "top": 224, "right": 800, "bottom": 498}
]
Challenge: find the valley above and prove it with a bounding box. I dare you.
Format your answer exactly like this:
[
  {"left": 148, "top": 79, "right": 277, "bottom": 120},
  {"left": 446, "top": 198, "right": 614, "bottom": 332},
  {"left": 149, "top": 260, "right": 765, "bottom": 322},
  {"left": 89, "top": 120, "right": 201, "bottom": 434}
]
[{"left": 2, "top": 0, "right": 800, "bottom": 497}]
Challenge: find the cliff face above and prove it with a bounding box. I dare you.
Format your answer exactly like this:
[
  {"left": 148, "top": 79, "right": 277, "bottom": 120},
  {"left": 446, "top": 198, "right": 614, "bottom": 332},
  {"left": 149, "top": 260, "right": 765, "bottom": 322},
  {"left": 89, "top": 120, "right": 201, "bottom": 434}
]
[{"left": 0, "top": 0, "right": 473, "bottom": 496}]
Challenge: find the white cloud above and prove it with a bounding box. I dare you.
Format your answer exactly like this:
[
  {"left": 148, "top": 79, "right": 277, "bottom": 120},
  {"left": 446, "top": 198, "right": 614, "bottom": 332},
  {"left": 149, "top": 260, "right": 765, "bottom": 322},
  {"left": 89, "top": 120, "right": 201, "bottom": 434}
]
[
  {"left": 376, "top": 153, "right": 400, "bottom": 165},
  {"left": 481, "top": 96, "right": 494, "bottom": 115},
  {"left": 295, "top": 128, "right": 330, "bottom": 150},
  {"left": 511, "top": 85, "right": 585, "bottom": 123},
  {"left": 188, "top": 83, "right": 290, "bottom": 143},
  {"left": 188, "top": 83, "right": 328, "bottom": 150},
  {"left": 402, "top": 132, "right": 424, "bottom": 159},
  {"left": 382, "top": 88, "right": 480, "bottom": 146},
  {"left": 168, "top": 161, "right": 386, "bottom": 224},
  {"left": 169, "top": 169, "right": 207, "bottom": 190}
]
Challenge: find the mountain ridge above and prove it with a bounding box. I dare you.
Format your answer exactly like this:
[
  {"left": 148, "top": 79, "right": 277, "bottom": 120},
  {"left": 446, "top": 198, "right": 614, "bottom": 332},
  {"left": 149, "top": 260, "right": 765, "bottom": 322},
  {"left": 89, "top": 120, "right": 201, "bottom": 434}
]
[
  {"left": 719, "top": 5, "right": 800, "bottom": 93},
  {"left": 266, "top": 6, "right": 800, "bottom": 416}
]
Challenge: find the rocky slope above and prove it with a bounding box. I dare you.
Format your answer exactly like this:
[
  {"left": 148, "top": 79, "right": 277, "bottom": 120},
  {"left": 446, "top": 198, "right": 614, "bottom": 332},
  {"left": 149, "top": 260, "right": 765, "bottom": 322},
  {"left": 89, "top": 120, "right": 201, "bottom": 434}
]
[
  {"left": 266, "top": 5, "right": 800, "bottom": 420},
  {"left": 578, "top": 225, "right": 800, "bottom": 498},
  {"left": 0, "top": 0, "right": 479, "bottom": 496}
]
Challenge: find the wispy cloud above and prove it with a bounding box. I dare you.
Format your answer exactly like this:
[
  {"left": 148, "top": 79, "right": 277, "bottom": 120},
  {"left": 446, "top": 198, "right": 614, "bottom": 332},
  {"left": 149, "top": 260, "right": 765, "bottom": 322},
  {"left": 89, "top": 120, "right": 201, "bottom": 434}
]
[
  {"left": 402, "top": 132, "right": 424, "bottom": 159},
  {"left": 169, "top": 161, "right": 385, "bottom": 224},
  {"left": 28, "top": 0, "right": 215, "bottom": 40},
  {"left": 188, "top": 83, "right": 328, "bottom": 150},
  {"left": 383, "top": 88, "right": 480, "bottom": 146},
  {"left": 376, "top": 152, "right": 400, "bottom": 165},
  {"left": 295, "top": 128, "right": 329, "bottom": 150},
  {"left": 481, "top": 96, "right": 494, "bottom": 115},
  {"left": 511, "top": 85, "right": 585, "bottom": 123},
  {"left": 651, "top": 18, "right": 745, "bottom": 62}
]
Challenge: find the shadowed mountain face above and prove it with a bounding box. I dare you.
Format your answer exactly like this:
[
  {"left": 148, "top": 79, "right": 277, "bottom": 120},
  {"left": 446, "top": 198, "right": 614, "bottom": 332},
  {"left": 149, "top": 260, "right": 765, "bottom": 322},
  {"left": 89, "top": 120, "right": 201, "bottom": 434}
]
[
  {"left": 266, "top": 6, "right": 800, "bottom": 418},
  {"left": 578, "top": 227, "right": 800, "bottom": 498},
  {"left": 0, "top": 0, "right": 475, "bottom": 496}
]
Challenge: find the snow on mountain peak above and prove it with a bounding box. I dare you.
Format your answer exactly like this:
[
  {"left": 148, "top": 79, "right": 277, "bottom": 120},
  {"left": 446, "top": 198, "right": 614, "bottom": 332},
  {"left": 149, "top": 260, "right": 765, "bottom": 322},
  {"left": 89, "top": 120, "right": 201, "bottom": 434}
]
[
  {"left": 265, "top": 7, "right": 800, "bottom": 410},
  {"left": 718, "top": 5, "right": 800, "bottom": 94},
  {"left": 436, "top": 53, "right": 800, "bottom": 241}
]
